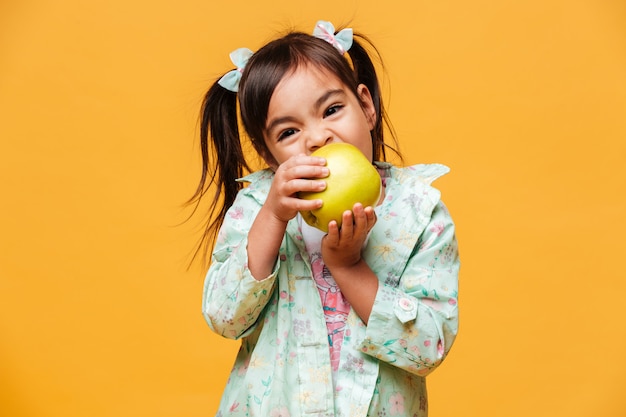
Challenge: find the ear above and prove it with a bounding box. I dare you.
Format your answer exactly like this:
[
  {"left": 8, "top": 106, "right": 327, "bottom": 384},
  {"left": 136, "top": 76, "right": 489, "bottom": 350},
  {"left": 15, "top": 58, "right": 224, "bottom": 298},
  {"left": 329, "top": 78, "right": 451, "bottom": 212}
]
[{"left": 357, "top": 84, "right": 377, "bottom": 131}]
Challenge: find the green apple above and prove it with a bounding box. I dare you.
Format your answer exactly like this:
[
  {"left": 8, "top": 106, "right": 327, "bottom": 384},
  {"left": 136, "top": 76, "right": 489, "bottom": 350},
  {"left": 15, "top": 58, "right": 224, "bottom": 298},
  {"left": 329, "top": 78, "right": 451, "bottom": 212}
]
[{"left": 299, "top": 143, "right": 381, "bottom": 232}]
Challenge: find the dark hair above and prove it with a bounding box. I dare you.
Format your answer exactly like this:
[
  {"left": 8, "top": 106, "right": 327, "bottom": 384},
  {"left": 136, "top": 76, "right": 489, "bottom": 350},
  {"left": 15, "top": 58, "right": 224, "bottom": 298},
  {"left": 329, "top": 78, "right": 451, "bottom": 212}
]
[{"left": 187, "top": 28, "right": 400, "bottom": 265}]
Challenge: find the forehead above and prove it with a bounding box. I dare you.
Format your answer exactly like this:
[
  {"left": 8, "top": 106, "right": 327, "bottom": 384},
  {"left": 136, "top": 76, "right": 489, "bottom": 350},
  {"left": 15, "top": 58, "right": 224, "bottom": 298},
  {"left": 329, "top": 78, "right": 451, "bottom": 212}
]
[{"left": 273, "top": 64, "right": 346, "bottom": 94}]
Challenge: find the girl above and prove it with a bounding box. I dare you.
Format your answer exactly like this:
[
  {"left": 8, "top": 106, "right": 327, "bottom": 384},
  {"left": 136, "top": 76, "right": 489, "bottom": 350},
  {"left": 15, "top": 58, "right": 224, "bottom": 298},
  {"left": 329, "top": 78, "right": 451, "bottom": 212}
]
[{"left": 193, "top": 20, "right": 460, "bottom": 417}]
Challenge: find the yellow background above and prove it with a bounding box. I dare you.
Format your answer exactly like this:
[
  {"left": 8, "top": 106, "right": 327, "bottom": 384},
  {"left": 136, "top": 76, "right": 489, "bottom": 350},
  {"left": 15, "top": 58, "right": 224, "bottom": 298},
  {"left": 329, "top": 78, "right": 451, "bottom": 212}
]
[{"left": 1, "top": 0, "right": 625, "bottom": 416}]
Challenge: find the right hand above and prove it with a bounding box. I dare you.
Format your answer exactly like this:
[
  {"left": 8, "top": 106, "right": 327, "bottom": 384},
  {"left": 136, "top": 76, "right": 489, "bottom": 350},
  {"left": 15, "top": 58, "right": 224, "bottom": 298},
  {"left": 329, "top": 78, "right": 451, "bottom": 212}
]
[{"left": 263, "top": 154, "right": 329, "bottom": 223}]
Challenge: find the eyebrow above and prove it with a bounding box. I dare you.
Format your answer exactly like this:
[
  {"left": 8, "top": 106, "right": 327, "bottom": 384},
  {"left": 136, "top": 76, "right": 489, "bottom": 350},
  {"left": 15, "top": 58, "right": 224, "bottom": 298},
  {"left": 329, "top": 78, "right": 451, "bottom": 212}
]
[{"left": 265, "top": 88, "right": 345, "bottom": 135}]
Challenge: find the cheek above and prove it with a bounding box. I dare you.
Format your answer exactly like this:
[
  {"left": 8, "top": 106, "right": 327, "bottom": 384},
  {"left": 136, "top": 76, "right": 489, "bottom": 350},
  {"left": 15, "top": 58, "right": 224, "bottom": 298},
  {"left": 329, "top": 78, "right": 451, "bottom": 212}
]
[
  {"left": 258, "top": 140, "right": 280, "bottom": 168},
  {"left": 359, "top": 150, "right": 374, "bottom": 164},
  {"left": 354, "top": 137, "right": 374, "bottom": 162},
  {"left": 358, "top": 129, "right": 374, "bottom": 162},
  {"left": 355, "top": 114, "right": 374, "bottom": 142}
]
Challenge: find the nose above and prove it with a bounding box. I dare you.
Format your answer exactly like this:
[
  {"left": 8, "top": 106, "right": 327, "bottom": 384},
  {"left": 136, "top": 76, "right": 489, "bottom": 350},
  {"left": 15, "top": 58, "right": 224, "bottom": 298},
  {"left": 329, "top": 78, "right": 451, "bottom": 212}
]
[{"left": 307, "top": 124, "right": 334, "bottom": 153}]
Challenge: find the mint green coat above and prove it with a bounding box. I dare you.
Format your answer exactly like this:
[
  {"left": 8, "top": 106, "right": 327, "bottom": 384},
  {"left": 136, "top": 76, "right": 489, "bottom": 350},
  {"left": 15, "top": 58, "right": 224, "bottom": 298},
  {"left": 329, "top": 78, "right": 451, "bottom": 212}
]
[{"left": 203, "top": 163, "right": 460, "bottom": 417}]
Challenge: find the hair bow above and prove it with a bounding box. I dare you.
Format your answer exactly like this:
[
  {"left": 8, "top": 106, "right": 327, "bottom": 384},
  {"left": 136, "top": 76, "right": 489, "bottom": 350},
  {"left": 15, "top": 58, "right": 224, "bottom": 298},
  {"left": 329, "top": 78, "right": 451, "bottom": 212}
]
[
  {"left": 313, "top": 20, "right": 353, "bottom": 54},
  {"left": 217, "top": 47, "right": 253, "bottom": 92}
]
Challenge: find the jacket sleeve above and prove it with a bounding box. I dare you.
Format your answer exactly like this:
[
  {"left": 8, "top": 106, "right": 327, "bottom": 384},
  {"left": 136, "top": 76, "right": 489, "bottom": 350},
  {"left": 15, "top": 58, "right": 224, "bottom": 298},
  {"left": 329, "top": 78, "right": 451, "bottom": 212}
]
[
  {"left": 358, "top": 201, "right": 460, "bottom": 376},
  {"left": 201, "top": 189, "right": 278, "bottom": 340}
]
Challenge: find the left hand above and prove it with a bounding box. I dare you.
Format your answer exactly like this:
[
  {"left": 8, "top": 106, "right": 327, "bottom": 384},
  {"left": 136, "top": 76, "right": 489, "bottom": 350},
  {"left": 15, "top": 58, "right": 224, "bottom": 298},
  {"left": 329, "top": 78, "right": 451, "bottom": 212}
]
[{"left": 321, "top": 203, "right": 377, "bottom": 273}]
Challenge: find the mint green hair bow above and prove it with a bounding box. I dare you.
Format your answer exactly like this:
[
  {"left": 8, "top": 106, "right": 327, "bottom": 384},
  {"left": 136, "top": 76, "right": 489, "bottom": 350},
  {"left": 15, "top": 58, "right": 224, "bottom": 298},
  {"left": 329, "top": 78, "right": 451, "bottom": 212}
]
[
  {"left": 313, "top": 20, "right": 353, "bottom": 54},
  {"left": 217, "top": 47, "right": 253, "bottom": 92}
]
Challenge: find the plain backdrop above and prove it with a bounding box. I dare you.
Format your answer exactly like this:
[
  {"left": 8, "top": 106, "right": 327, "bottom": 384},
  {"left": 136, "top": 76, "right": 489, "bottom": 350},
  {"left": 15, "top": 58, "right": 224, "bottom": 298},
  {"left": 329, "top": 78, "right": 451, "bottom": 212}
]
[{"left": 1, "top": 0, "right": 625, "bottom": 416}]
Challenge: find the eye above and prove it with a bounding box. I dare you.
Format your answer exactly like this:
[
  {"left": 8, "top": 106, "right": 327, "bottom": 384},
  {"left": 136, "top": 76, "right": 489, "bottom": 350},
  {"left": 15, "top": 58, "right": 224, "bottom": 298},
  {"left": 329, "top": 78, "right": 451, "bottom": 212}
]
[
  {"left": 277, "top": 128, "right": 297, "bottom": 141},
  {"left": 324, "top": 104, "right": 343, "bottom": 117}
]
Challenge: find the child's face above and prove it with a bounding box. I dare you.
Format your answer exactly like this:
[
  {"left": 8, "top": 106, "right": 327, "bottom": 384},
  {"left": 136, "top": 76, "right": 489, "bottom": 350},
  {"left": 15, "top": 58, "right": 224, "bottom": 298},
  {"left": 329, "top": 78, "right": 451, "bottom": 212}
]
[{"left": 262, "top": 65, "right": 377, "bottom": 168}]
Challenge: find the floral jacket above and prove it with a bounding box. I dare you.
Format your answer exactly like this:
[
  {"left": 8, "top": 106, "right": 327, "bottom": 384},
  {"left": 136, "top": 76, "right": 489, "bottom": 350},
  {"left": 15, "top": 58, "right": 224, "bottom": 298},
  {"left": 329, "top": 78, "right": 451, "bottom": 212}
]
[{"left": 203, "top": 163, "right": 460, "bottom": 417}]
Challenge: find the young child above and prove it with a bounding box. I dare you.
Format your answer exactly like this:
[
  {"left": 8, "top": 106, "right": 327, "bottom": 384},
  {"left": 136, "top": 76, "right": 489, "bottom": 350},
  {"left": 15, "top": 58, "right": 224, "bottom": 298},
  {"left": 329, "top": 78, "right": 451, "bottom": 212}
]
[{"left": 193, "top": 20, "right": 460, "bottom": 417}]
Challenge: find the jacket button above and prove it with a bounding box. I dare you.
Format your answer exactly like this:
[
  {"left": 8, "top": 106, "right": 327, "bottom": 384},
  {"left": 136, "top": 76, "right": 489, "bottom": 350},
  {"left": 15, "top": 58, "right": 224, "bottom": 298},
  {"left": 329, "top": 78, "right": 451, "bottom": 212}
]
[{"left": 398, "top": 297, "right": 414, "bottom": 311}]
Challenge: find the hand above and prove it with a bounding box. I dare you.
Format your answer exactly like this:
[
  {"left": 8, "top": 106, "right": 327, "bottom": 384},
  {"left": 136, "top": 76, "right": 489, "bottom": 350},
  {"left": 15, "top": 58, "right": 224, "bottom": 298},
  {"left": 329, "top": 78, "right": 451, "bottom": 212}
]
[
  {"left": 248, "top": 154, "right": 328, "bottom": 280},
  {"left": 321, "top": 203, "right": 377, "bottom": 272},
  {"left": 264, "top": 154, "right": 329, "bottom": 224}
]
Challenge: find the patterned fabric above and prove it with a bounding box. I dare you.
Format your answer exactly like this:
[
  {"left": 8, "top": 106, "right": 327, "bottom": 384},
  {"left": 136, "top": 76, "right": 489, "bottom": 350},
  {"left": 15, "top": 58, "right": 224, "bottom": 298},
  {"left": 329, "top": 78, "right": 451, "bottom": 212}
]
[
  {"left": 300, "top": 217, "right": 352, "bottom": 379},
  {"left": 203, "top": 162, "right": 460, "bottom": 417}
]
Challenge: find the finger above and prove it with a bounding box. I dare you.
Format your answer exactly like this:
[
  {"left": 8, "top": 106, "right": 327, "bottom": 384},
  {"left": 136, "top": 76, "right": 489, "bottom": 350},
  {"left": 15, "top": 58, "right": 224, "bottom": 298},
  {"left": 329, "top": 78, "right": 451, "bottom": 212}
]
[
  {"left": 263, "top": 191, "right": 322, "bottom": 222},
  {"left": 352, "top": 203, "right": 370, "bottom": 232},
  {"left": 292, "top": 154, "right": 327, "bottom": 167},
  {"left": 294, "top": 198, "right": 324, "bottom": 211},
  {"left": 282, "top": 153, "right": 326, "bottom": 165},
  {"left": 340, "top": 209, "right": 355, "bottom": 238},
  {"left": 325, "top": 221, "right": 340, "bottom": 245},
  {"left": 275, "top": 155, "right": 328, "bottom": 181},
  {"left": 351, "top": 203, "right": 366, "bottom": 223},
  {"left": 288, "top": 164, "right": 329, "bottom": 180},
  {"left": 277, "top": 166, "right": 329, "bottom": 186},
  {"left": 364, "top": 206, "right": 377, "bottom": 229},
  {"left": 289, "top": 178, "right": 326, "bottom": 195}
]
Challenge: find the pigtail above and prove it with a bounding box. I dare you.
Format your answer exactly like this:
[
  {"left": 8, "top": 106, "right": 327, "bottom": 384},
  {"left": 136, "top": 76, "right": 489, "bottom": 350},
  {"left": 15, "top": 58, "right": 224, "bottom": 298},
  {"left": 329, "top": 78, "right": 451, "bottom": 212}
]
[
  {"left": 348, "top": 34, "right": 401, "bottom": 163},
  {"left": 187, "top": 80, "right": 250, "bottom": 265}
]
